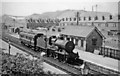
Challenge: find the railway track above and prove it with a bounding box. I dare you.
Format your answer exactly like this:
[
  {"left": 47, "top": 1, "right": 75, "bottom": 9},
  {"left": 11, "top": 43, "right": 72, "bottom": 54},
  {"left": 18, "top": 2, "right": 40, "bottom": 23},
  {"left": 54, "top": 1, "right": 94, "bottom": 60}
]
[{"left": 2, "top": 33, "right": 83, "bottom": 76}]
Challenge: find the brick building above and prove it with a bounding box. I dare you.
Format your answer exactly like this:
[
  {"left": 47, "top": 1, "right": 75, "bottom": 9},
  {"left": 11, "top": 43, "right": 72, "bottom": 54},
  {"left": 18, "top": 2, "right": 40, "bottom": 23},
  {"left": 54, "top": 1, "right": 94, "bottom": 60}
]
[{"left": 59, "top": 25, "right": 105, "bottom": 53}]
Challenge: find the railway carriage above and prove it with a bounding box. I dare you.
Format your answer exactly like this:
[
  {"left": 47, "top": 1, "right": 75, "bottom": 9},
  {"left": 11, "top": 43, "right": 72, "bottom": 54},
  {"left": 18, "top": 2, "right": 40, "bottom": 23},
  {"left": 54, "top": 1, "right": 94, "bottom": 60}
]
[{"left": 19, "top": 32, "right": 44, "bottom": 50}]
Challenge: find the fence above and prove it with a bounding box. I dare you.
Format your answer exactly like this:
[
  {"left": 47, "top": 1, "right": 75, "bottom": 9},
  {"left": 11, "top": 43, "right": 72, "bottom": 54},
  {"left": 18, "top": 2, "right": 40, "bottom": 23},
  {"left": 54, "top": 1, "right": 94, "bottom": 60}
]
[
  {"left": 97, "top": 47, "right": 120, "bottom": 60},
  {"left": 86, "top": 62, "right": 120, "bottom": 74}
]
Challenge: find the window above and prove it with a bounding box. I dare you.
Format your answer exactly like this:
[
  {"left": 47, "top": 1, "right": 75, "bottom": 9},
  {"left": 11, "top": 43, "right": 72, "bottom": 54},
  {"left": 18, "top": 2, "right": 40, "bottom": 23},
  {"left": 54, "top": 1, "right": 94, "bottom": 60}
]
[
  {"left": 102, "top": 16, "right": 105, "bottom": 20},
  {"left": 70, "top": 18, "right": 72, "bottom": 21},
  {"left": 33, "top": 20, "right": 35, "bottom": 23},
  {"left": 37, "top": 20, "right": 39, "bottom": 23},
  {"left": 109, "top": 15, "right": 112, "bottom": 20},
  {"left": 92, "top": 38, "right": 97, "bottom": 45},
  {"left": 74, "top": 18, "right": 76, "bottom": 21},
  {"left": 84, "top": 17, "right": 86, "bottom": 21},
  {"left": 28, "top": 20, "right": 30, "bottom": 23},
  {"left": 66, "top": 18, "right": 68, "bottom": 21},
  {"left": 52, "top": 29, "right": 55, "bottom": 31},
  {"left": 59, "top": 36, "right": 64, "bottom": 40},
  {"left": 81, "top": 40, "right": 84, "bottom": 47},
  {"left": 58, "top": 28, "right": 61, "bottom": 32},
  {"left": 95, "top": 16, "right": 98, "bottom": 20},
  {"left": 89, "top": 16, "right": 91, "bottom": 21},
  {"left": 62, "top": 18, "right": 65, "bottom": 21},
  {"left": 67, "top": 38, "right": 70, "bottom": 41},
  {"left": 79, "top": 17, "right": 81, "bottom": 21},
  {"left": 71, "top": 38, "right": 74, "bottom": 42},
  {"left": 75, "top": 39, "right": 78, "bottom": 45}
]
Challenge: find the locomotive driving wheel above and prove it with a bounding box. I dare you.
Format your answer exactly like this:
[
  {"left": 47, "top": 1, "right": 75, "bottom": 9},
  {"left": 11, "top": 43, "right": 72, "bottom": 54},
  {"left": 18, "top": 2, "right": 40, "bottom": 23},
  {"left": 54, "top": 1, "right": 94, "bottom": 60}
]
[
  {"left": 63, "top": 55, "right": 66, "bottom": 63},
  {"left": 49, "top": 51, "right": 52, "bottom": 57},
  {"left": 54, "top": 53, "right": 58, "bottom": 59},
  {"left": 65, "top": 56, "right": 68, "bottom": 63}
]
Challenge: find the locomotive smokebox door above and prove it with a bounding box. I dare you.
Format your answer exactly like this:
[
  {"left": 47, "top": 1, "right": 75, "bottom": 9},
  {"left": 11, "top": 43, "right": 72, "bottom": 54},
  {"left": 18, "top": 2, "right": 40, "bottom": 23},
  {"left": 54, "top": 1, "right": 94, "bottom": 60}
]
[{"left": 65, "top": 41, "right": 75, "bottom": 53}]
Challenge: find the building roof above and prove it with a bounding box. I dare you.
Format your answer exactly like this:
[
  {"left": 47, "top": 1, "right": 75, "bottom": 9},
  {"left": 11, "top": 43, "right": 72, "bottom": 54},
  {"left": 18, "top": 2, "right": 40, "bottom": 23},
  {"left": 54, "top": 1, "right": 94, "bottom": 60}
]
[
  {"left": 58, "top": 10, "right": 111, "bottom": 18},
  {"left": 60, "top": 25, "right": 105, "bottom": 39}
]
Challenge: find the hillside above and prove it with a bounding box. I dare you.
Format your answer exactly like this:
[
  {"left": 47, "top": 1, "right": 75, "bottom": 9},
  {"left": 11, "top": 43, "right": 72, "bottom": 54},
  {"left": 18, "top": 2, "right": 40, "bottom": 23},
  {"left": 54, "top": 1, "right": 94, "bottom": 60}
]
[
  {"left": 0, "top": 9, "right": 114, "bottom": 28},
  {"left": 26, "top": 9, "right": 111, "bottom": 19},
  {"left": 1, "top": 14, "right": 26, "bottom": 27}
]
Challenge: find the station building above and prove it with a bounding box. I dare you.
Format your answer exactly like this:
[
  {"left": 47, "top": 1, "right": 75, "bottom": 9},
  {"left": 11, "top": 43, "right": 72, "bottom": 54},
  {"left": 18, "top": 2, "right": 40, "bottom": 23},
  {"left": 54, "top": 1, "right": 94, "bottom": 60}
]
[{"left": 59, "top": 25, "right": 105, "bottom": 53}]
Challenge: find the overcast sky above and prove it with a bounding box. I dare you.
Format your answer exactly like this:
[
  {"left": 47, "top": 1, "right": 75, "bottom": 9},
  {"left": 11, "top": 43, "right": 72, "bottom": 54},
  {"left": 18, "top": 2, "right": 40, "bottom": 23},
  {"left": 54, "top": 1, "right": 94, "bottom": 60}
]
[{"left": 1, "top": 0, "right": 119, "bottom": 16}]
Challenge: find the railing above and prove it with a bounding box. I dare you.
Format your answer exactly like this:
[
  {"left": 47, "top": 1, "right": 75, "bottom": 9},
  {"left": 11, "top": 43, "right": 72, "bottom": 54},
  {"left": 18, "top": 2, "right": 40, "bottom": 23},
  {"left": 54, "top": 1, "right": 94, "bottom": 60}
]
[
  {"left": 86, "top": 62, "right": 120, "bottom": 74},
  {"left": 96, "top": 47, "right": 120, "bottom": 60}
]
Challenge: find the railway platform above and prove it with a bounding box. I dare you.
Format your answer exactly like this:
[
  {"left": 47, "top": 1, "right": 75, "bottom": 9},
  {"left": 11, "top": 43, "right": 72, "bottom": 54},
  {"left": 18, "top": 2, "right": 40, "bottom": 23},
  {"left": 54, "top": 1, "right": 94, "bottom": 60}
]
[{"left": 74, "top": 49, "right": 120, "bottom": 74}]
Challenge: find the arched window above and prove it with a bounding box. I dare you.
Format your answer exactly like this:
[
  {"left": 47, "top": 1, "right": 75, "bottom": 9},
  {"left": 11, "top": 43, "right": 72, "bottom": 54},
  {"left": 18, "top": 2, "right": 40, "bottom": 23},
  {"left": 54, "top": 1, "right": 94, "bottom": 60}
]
[
  {"left": 89, "top": 16, "right": 91, "bottom": 21},
  {"left": 66, "top": 18, "right": 68, "bottom": 21},
  {"left": 95, "top": 16, "right": 98, "bottom": 20},
  {"left": 69, "top": 18, "right": 72, "bottom": 21},
  {"left": 84, "top": 17, "right": 86, "bottom": 21},
  {"left": 109, "top": 15, "right": 113, "bottom": 20},
  {"left": 102, "top": 16, "right": 105, "bottom": 20},
  {"left": 74, "top": 18, "right": 76, "bottom": 21},
  {"left": 62, "top": 18, "right": 65, "bottom": 21}
]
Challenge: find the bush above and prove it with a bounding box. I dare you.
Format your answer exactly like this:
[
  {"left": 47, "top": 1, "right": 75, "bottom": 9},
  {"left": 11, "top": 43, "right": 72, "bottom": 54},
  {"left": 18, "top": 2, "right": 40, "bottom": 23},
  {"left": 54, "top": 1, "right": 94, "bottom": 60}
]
[{"left": 1, "top": 52, "right": 57, "bottom": 76}]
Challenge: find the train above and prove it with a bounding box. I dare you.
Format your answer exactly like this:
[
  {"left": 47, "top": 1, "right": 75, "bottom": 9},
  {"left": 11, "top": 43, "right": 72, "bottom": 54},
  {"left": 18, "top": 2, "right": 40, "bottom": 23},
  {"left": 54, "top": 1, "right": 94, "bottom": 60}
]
[{"left": 19, "top": 31, "right": 83, "bottom": 65}]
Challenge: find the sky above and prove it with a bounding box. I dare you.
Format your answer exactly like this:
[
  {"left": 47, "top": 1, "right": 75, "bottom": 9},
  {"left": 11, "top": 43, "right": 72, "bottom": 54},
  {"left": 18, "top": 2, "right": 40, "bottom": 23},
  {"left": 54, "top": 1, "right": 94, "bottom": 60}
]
[{"left": 1, "top": 0, "right": 120, "bottom": 16}]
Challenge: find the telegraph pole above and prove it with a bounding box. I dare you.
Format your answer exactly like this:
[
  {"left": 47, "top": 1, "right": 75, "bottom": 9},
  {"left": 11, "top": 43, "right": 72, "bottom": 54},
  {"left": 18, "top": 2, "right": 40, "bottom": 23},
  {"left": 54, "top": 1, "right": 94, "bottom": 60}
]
[
  {"left": 92, "top": 5, "right": 94, "bottom": 12},
  {"left": 8, "top": 39, "right": 11, "bottom": 55},
  {"left": 95, "top": 4, "right": 98, "bottom": 16},
  {"left": 13, "top": 19, "right": 15, "bottom": 33}
]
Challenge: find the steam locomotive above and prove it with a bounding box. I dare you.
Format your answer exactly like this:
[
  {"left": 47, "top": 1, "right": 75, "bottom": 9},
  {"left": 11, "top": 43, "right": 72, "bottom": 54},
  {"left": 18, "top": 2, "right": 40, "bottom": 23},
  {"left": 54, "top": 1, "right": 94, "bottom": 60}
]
[{"left": 19, "top": 31, "right": 83, "bottom": 64}]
